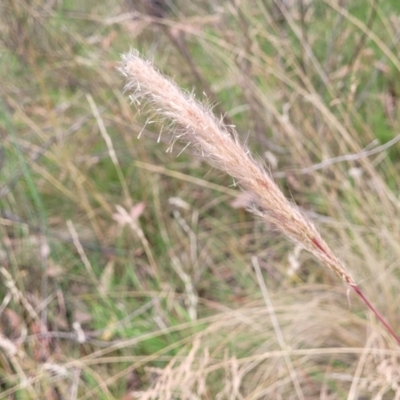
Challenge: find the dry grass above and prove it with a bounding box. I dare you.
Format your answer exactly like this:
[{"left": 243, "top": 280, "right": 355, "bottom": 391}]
[{"left": 1, "top": 0, "right": 400, "bottom": 399}]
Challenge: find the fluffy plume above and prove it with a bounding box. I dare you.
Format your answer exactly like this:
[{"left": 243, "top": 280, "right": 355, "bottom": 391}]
[{"left": 119, "top": 50, "right": 400, "bottom": 344}]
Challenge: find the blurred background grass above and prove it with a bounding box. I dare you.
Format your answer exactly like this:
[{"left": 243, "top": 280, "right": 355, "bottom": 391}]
[{"left": 1, "top": 0, "right": 400, "bottom": 398}]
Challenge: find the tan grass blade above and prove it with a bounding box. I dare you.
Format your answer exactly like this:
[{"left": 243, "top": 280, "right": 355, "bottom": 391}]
[{"left": 119, "top": 50, "right": 400, "bottom": 345}]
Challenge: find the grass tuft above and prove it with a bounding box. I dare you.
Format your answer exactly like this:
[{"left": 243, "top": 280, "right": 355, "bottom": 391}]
[{"left": 1, "top": 0, "right": 400, "bottom": 398}]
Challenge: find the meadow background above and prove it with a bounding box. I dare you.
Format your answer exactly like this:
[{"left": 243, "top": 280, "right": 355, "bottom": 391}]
[{"left": 1, "top": 0, "right": 400, "bottom": 398}]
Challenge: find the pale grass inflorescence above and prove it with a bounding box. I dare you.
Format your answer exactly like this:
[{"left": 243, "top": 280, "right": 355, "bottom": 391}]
[{"left": 119, "top": 50, "right": 400, "bottom": 345}]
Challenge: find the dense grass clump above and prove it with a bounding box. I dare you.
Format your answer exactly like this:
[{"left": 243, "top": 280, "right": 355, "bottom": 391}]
[{"left": 1, "top": 1, "right": 400, "bottom": 398}]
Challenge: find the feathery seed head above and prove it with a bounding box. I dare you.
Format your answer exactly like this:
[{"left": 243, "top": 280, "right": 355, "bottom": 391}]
[
  {"left": 119, "top": 50, "right": 355, "bottom": 286},
  {"left": 119, "top": 50, "right": 400, "bottom": 345}
]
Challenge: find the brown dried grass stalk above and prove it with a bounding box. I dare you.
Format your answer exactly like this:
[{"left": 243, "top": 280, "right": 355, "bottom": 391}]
[{"left": 119, "top": 50, "right": 400, "bottom": 345}]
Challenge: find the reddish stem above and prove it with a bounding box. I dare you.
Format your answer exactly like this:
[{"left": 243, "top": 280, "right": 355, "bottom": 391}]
[
  {"left": 311, "top": 237, "right": 327, "bottom": 255},
  {"left": 351, "top": 284, "right": 400, "bottom": 345}
]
